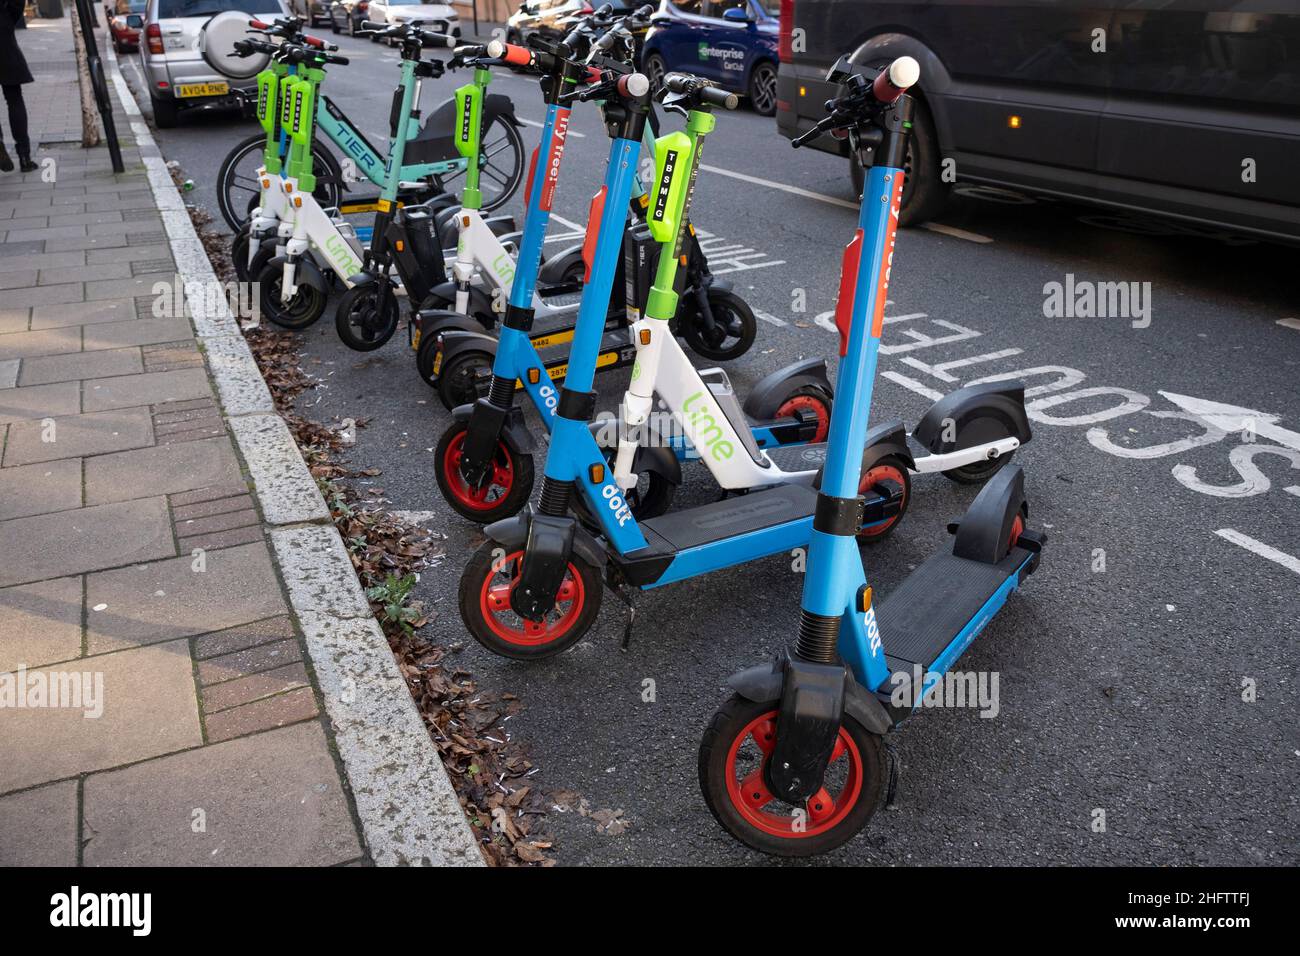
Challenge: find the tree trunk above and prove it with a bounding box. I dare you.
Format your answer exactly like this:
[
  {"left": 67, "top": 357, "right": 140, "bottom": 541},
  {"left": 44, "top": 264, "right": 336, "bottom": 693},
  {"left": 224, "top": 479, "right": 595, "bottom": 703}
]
[{"left": 72, "top": 7, "right": 102, "bottom": 148}]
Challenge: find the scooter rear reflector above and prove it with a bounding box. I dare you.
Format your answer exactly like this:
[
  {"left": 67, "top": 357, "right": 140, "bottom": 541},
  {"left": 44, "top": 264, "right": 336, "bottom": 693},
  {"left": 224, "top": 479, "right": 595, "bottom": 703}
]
[
  {"left": 834, "top": 229, "right": 864, "bottom": 357},
  {"left": 582, "top": 186, "right": 608, "bottom": 284}
]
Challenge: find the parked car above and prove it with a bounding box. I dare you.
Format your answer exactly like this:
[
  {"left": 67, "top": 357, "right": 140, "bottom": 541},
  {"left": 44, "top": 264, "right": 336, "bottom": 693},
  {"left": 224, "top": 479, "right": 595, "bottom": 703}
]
[
  {"left": 286, "top": 0, "right": 332, "bottom": 28},
  {"left": 139, "top": 0, "right": 289, "bottom": 129},
  {"left": 642, "top": 0, "right": 779, "bottom": 115},
  {"left": 364, "top": 0, "right": 460, "bottom": 42},
  {"left": 110, "top": 11, "right": 145, "bottom": 52},
  {"left": 327, "top": 0, "right": 369, "bottom": 35},
  {"left": 775, "top": 0, "right": 1300, "bottom": 242},
  {"left": 109, "top": 0, "right": 148, "bottom": 53}
]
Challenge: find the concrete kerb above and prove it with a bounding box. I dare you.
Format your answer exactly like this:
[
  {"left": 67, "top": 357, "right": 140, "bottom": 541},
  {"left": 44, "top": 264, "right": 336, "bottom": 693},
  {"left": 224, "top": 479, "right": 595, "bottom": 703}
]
[{"left": 103, "top": 44, "right": 484, "bottom": 866}]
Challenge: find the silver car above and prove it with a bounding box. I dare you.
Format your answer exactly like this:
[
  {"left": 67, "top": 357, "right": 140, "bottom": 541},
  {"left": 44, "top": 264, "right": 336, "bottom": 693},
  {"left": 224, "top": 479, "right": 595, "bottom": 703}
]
[
  {"left": 364, "top": 0, "right": 460, "bottom": 44},
  {"left": 139, "top": 0, "right": 289, "bottom": 128}
]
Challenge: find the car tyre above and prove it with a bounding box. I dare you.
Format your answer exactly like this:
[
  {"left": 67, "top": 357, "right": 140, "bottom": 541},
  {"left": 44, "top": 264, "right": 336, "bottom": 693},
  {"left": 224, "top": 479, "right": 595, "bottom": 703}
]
[
  {"left": 748, "top": 60, "right": 778, "bottom": 116},
  {"left": 150, "top": 93, "right": 179, "bottom": 129},
  {"left": 643, "top": 51, "right": 668, "bottom": 93}
]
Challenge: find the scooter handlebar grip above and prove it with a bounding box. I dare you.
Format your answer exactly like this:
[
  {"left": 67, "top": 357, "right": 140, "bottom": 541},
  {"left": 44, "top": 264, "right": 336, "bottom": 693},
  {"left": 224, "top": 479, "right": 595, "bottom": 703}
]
[
  {"left": 702, "top": 84, "right": 738, "bottom": 109},
  {"left": 617, "top": 73, "right": 650, "bottom": 98},
  {"left": 425, "top": 31, "right": 457, "bottom": 50},
  {"left": 489, "top": 40, "right": 533, "bottom": 67},
  {"left": 872, "top": 55, "right": 920, "bottom": 103},
  {"left": 248, "top": 17, "right": 269, "bottom": 29}
]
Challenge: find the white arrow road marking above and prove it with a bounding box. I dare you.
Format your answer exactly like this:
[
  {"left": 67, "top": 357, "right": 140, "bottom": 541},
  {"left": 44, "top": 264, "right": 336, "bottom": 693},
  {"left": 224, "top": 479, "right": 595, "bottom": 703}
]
[
  {"left": 1159, "top": 392, "right": 1300, "bottom": 453},
  {"left": 754, "top": 309, "right": 787, "bottom": 327},
  {"left": 1215, "top": 529, "right": 1300, "bottom": 577},
  {"left": 1277, "top": 318, "right": 1300, "bottom": 331}
]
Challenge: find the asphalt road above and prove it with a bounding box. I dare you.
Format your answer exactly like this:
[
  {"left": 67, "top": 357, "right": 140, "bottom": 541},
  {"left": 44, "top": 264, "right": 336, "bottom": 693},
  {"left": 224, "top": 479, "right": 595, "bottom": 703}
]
[{"left": 120, "top": 29, "right": 1300, "bottom": 867}]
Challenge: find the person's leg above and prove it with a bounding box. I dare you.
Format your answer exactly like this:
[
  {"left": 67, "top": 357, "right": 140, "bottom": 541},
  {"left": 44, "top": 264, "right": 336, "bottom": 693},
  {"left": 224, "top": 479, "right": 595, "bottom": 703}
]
[
  {"left": 0, "top": 86, "right": 9, "bottom": 172},
  {"left": 3, "top": 85, "right": 33, "bottom": 171}
]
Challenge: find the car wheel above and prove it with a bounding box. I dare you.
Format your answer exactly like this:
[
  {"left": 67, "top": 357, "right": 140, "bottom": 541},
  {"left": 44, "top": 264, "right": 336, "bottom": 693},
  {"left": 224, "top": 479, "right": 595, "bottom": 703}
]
[
  {"left": 643, "top": 51, "right": 668, "bottom": 93},
  {"left": 748, "top": 60, "right": 777, "bottom": 116},
  {"left": 150, "top": 93, "right": 179, "bottom": 129},
  {"left": 850, "top": 93, "right": 948, "bottom": 227}
]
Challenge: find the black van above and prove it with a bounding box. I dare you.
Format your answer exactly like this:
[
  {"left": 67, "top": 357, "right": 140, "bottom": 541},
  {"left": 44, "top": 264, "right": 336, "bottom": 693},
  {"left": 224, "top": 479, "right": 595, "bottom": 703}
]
[{"left": 774, "top": 0, "right": 1300, "bottom": 242}]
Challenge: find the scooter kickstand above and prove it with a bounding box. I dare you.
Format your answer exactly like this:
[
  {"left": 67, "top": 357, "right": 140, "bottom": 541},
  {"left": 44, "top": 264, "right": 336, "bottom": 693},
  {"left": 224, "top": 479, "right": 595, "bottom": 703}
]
[
  {"left": 608, "top": 583, "right": 637, "bottom": 651},
  {"left": 884, "top": 740, "right": 901, "bottom": 809}
]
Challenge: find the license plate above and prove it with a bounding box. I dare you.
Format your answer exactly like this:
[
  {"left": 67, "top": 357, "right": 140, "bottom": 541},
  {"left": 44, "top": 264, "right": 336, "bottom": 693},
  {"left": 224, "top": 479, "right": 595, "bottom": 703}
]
[
  {"left": 431, "top": 350, "right": 442, "bottom": 375},
  {"left": 176, "top": 82, "right": 229, "bottom": 98},
  {"left": 410, "top": 326, "right": 421, "bottom": 350}
]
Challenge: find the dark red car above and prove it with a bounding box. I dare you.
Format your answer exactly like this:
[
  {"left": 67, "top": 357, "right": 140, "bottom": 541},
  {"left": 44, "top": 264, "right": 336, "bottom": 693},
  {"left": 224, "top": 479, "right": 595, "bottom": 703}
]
[{"left": 109, "top": 3, "right": 146, "bottom": 53}]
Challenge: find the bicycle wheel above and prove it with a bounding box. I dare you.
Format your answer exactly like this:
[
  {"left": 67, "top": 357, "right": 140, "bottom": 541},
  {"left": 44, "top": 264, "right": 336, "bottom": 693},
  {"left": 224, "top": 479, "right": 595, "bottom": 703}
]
[
  {"left": 216, "top": 134, "right": 344, "bottom": 233},
  {"left": 436, "top": 113, "right": 524, "bottom": 213}
]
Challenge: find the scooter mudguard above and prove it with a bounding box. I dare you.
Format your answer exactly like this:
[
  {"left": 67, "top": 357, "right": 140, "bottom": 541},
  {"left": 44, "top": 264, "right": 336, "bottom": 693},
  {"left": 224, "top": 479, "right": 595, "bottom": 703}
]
[
  {"left": 427, "top": 281, "right": 497, "bottom": 327},
  {"left": 728, "top": 657, "right": 892, "bottom": 737},
  {"left": 453, "top": 398, "right": 536, "bottom": 459},
  {"left": 270, "top": 255, "right": 328, "bottom": 297},
  {"left": 861, "top": 418, "right": 916, "bottom": 472},
  {"left": 950, "top": 464, "right": 1033, "bottom": 566},
  {"left": 587, "top": 419, "right": 681, "bottom": 490},
  {"left": 913, "top": 381, "right": 1032, "bottom": 455},
  {"left": 483, "top": 509, "right": 607, "bottom": 570},
  {"left": 742, "top": 358, "right": 834, "bottom": 422},
  {"left": 411, "top": 308, "right": 486, "bottom": 351},
  {"left": 538, "top": 243, "right": 584, "bottom": 287}
]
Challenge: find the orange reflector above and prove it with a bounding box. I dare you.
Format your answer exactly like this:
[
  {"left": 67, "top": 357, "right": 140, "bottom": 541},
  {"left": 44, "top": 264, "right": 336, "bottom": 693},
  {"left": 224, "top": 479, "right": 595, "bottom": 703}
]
[
  {"left": 527, "top": 368, "right": 540, "bottom": 385},
  {"left": 589, "top": 463, "right": 605, "bottom": 484},
  {"left": 858, "top": 586, "right": 873, "bottom": 613},
  {"left": 1008, "top": 115, "right": 1022, "bottom": 129},
  {"left": 284, "top": 182, "right": 293, "bottom": 192},
  {"left": 294, "top": 196, "right": 302, "bottom": 208},
  {"left": 639, "top": 329, "right": 651, "bottom": 345},
  {"left": 461, "top": 215, "right": 471, "bottom": 227},
  {"left": 261, "top": 178, "right": 270, "bottom": 189},
  {"left": 395, "top": 240, "right": 404, "bottom": 252}
]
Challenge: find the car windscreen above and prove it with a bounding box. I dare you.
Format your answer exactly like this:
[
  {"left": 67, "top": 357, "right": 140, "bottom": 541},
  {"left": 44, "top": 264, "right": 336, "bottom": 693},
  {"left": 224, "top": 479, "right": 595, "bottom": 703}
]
[{"left": 157, "top": 0, "right": 272, "bottom": 16}]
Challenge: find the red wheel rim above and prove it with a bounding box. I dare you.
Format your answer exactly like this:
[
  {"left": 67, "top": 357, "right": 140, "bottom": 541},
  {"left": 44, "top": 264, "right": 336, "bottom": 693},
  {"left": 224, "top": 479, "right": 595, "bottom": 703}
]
[
  {"left": 723, "top": 710, "right": 863, "bottom": 839},
  {"left": 1007, "top": 513, "right": 1025, "bottom": 556},
  {"left": 477, "top": 550, "right": 585, "bottom": 648},
  {"left": 858, "top": 463, "right": 908, "bottom": 538},
  {"left": 442, "top": 431, "right": 514, "bottom": 513},
  {"left": 777, "top": 395, "right": 830, "bottom": 444}
]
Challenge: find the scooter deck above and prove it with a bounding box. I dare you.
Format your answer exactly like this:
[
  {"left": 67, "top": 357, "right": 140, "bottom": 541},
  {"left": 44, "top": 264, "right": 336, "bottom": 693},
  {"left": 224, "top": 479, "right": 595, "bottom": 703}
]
[
  {"left": 763, "top": 442, "right": 828, "bottom": 473},
  {"left": 877, "top": 546, "right": 1032, "bottom": 690},
  {"left": 616, "top": 485, "right": 817, "bottom": 587}
]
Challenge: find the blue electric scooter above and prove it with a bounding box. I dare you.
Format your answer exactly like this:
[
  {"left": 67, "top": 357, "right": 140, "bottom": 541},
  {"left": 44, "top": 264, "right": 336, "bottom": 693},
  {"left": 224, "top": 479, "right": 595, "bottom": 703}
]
[{"left": 696, "top": 57, "right": 1046, "bottom": 857}]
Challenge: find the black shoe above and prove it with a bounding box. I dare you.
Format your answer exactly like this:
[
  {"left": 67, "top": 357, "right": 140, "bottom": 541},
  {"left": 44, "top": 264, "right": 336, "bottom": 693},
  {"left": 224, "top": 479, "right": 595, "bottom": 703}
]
[
  {"left": 18, "top": 158, "right": 37, "bottom": 173},
  {"left": 0, "top": 146, "right": 12, "bottom": 173}
]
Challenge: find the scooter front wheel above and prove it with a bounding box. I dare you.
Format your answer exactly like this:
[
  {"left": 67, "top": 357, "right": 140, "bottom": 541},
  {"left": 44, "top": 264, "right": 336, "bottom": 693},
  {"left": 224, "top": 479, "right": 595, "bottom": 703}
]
[
  {"left": 434, "top": 421, "right": 534, "bottom": 522},
  {"left": 257, "top": 259, "right": 327, "bottom": 330},
  {"left": 458, "top": 541, "right": 601, "bottom": 660},
  {"left": 335, "top": 283, "right": 399, "bottom": 351},
  {"left": 699, "top": 695, "right": 886, "bottom": 858}
]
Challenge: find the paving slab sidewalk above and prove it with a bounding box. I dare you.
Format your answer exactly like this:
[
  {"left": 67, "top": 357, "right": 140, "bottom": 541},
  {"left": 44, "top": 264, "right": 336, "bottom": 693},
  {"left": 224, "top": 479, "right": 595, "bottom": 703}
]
[{"left": 0, "top": 15, "right": 480, "bottom": 866}]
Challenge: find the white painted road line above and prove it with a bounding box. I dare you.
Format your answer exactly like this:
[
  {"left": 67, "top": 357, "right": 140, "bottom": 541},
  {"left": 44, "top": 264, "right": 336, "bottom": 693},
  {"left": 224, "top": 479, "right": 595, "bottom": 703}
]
[
  {"left": 882, "top": 369, "right": 945, "bottom": 401},
  {"left": 1277, "top": 317, "right": 1300, "bottom": 331},
  {"left": 922, "top": 222, "right": 995, "bottom": 244},
  {"left": 1215, "top": 529, "right": 1300, "bottom": 577},
  {"left": 699, "top": 165, "right": 859, "bottom": 211},
  {"left": 754, "top": 309, "right": 787, "bottom": 327}
]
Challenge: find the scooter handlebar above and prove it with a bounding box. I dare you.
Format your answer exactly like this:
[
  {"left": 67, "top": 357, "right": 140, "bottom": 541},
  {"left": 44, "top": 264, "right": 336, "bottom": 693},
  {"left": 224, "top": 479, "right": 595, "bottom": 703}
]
[{"left": 662, "top": 72, "right": 738, "bottom": 110}]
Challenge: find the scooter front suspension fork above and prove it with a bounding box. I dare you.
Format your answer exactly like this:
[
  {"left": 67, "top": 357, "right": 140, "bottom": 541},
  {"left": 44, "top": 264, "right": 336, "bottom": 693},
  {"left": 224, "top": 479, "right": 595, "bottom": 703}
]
[{"left": 458, "top": 373, "right": 520, "bottom": 487}]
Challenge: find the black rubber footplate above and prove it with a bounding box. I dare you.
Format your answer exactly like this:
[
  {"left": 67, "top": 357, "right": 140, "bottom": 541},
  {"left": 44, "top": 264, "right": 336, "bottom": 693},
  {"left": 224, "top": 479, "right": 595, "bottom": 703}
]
[{"left": 640, "top": 484, "right": 816, "bottom": 551}]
